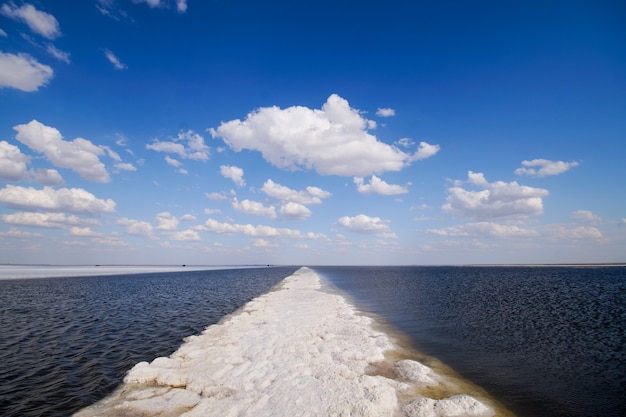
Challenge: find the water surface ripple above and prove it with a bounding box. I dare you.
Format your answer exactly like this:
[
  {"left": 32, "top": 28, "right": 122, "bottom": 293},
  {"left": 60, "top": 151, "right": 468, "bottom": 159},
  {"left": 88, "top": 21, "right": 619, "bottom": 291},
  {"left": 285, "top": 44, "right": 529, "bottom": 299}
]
[
  {"left": 315, "top": 266, "right": 626, "bottom": 417},
  {"left": 0, "top": 267, "right": 297, "bottom": 417}
]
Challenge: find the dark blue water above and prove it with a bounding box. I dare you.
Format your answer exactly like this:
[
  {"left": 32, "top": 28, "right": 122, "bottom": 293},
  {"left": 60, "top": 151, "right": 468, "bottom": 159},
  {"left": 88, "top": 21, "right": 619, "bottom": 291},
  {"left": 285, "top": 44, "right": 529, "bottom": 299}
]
[
  {"left": 315, "top": 266, "right": 626, "bottom": 417},
  {"left": 0, "top": 267, "right": 298, "bottom": 417}
]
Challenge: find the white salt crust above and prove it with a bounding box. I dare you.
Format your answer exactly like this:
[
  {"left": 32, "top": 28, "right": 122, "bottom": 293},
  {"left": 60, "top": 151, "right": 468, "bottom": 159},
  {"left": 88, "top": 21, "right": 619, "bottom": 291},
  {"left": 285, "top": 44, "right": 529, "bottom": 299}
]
[{"left": 74, "top": 267, "right": 495, "bottom": 417}]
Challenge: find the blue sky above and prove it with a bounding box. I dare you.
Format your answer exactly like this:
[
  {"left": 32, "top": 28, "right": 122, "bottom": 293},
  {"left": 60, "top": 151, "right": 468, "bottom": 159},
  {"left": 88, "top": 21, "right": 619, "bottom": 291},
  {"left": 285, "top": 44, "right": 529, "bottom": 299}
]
[{"left": 1, "top": 0, "right": 625, "bottom": 265}]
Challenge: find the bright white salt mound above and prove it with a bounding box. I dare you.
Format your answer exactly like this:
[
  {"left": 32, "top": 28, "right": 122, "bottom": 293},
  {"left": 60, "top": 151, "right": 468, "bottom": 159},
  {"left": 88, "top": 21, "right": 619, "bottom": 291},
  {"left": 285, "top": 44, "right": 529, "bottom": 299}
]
[{"left": 74, "top": 267, "right": 496, "bottom": 417}]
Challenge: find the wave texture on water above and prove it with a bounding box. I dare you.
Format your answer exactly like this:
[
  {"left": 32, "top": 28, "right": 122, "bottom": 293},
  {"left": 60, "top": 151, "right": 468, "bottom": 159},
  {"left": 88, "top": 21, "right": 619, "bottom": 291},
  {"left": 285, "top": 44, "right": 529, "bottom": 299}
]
[
  {"left": 0, "top": 267, "right": 297, "bottom": 417},
  {"left": 74, "top": 267, "right": 502, "bottom": 417}
]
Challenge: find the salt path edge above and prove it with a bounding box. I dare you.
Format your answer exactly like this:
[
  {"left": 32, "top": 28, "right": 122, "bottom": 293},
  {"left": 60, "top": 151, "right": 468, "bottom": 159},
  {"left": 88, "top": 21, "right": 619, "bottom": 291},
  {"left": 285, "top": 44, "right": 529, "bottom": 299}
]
[{"left": 74, "top": 267, "right": 502, "bottom": 417}]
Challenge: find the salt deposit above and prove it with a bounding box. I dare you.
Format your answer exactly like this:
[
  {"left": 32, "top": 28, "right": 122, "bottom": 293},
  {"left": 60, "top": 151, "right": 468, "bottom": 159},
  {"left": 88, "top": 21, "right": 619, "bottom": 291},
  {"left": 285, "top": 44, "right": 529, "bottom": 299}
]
[{"left": 74, "top": 267, "right": 498, "bottom": 417}]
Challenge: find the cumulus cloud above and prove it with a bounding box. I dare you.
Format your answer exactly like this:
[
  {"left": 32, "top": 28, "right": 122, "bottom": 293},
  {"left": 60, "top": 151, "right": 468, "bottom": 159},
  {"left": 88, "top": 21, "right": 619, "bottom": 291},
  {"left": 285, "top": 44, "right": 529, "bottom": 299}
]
[
  {"left": 280, "top": 202, "right": 312, "bottom": 220},
  {"left": 0, "top": 52, "right": 53, "bottom": 91},
  {"left": 220, "top": 165, "right": 245, "bottom": 187},
  {"left": 13, "top": 120, "right": 111, "bottom": 182},
  {"left": 146, "top": 130, "right": 210, "bottom": 162},
  {"left": 0, "top": 140, "right": 30, "bottom": 181},
  {"left": 338, "top": 214, "right": 395, "bottom": 238},
  {"left": 0, "top": 227, "right": 42, "bottom": 238},
  {"left": 443, "top": 171, "right": 549, "bottom": 220},
  {"left": 210, "top": 94, "right": 439, "bottom": 176},
  {"left": 571, "top": 210, "right": 602, "bottom": 224},
  {"left": 1, "top": 211, "right": 99, "bottom": 228},
  {"left": 261, "top": 179, "right": 331, "bottom": 205},
  {"left": 103, "top": 48, "right": 127, "bottom": 70},
  {"left": 69, "top": 226, "right": 100, "bottom": 237},
  {"left": 426, "top": 222, "right": 538, "bottom": 238},
  {"left": 232, "top": 198, "right": 276, "bottom": 219},
  {"left": 164, "top": 155, "right": 182, "bottom": 167},
  {"left": 201, "top": 218, "right": 320, "bottom": 239},
  {"left": 376, "top": 108, "right": 395, "bottom": 117},
  {"left": 409, "top": 141, "right": 441, "bottom": 162},
  {"left": 170, "top": 228, "right": 200, "bottom": 241},
  {"left": 0, "top": 185, "right": 115, "bottom": 214},
  {"left": 515, "top": 159, "right": 579, "bottom": 177},
  {"left": 354, "top": 175, "right": 408, "bottom": 195},
  {"left": 116, "top": 217, "right": 154, "bottom": 236},
  {"left": 33, "top": 168, "right": 64, "bottom": 185},
  {"left": 1, "top": 2, "right": 61, "bottom": 39},
  {"left": 155, "top": 211, "right": 179, "bottom": 230}
]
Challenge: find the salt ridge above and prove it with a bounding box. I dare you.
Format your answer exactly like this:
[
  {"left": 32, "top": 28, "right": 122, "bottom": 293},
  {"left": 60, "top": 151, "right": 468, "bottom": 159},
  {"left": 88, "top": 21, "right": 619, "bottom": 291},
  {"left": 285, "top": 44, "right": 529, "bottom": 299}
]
[{"left": 74, "top": 267, "right": 497, "bottom": 417}]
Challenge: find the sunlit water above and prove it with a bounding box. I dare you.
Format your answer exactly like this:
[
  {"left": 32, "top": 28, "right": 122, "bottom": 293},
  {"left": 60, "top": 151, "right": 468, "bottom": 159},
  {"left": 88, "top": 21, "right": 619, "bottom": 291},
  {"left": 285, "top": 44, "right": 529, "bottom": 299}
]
[
  {"left": 315, "top": 265, "right": 626, "bottom": 417},
  {"left": 0, "top": 267, "right": 298, "bottom": 417}
]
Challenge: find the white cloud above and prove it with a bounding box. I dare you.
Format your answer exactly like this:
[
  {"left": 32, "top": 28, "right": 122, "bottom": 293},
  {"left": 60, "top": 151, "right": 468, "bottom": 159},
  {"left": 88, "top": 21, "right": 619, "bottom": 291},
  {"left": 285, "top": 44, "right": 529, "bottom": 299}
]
[
  {"left": 220, "top": 165, "right": 245, "bottom": 187},
  {"left": 232, "top": 198, "right": 276, "bottom": 219},
  {"left": 0, "top": 185, "right": 115, "bottom": 214},
  {"left": 170, "top": 229, "right": 200, "bottom": 241},
  {"left": 409, "top": 141, "right": 441, "bottom": 162},
  {"left": 114, "top": 162, "right": 137, "bottom": 171},
  {"left": 571, "top": 210, "right": 602, "bottom": 224},
  {"left": 116, "top": 217, "right": 154, "bottom": 236},
  {"left": 206, "top": 191, "right": 235, "bottom": 201},
  {"left": 146, "top": 130, "right": 210, "bottom": 161},
  {"left": 46, "top": 44, "right": 70, "bottom": 63},
  {"left": 176, "top": 0, "right": 187, "bottom": 13},
  {"left": 204, "top": 208, "right": 221, "bottom": 215},
  {"left": 155, "top": 211, "right": 179, "bottom": 230},
  {"left": 354, "top": 175, "right": 408, "bottom": 195},
  {"left": 33, "top": 168, "right": 64, "bottom": 185},
  {"left": 0, "top": 227, "right": 42, "bottom": 238},
  {"left": 69, "top": 227, "right": 100, "bottom": 237},
  {"left": 426, "top": 222, "right": 538, "bottom": 238},
  {"left": 0, "top": 28, "right": 7, "bottom": 37},
  {"left": 133, "top": 0, "right": 162, "bottom": 8},
  {"left": 515, "top": 159, "right": 579, "bottom": 177},
  {"left": 103, "top": 48, "right": 127, "bottom": 70},
  {"left": 2, "top": 211, "right": 99, "bottom": 228},
  {"left": 443, "top": 171, "right": 549, "bottom": 220},
  {"left": 180, "top": 214, "right": 196, "bottom": 222},
  {"left": 1, "top": 3, "right": 61, "bottom": 39},
  {"left": 164, "top": 155, "right": 182, "bottom": 167},
  {"left": 0, "top": 52, "right": 53, "bottom": 91},
  {"left": 202, "top": 218, "right": 313, "bottom": 239},
  {"left": 280, "top": 202, "right": 312, "bottom": 220},
  {"left": 96, "top": 0, "right": 132, "bottom": 21},
  {"left": 546, "top": 226, "right": 603, "bottom": 240},
  {"left": 338, "top": 214, "right": 395, "bottom": 237},
  {"left": 13, "top": 120, "right": 111, "bottom": 182},
  {"left": 396, "top": 138, "right": 414, "bottom": 148},
  {"left": 252, "top": 238, "right": 272, "bottom": 247},
  {"left": 376, "top": 108, "right": 395, "bottom": 117},
  {"left": 210, "top": 94, "right": 439, "bottom": 176},
  {"left": 0, "top": 140, "right": 30, "bottom": 181},
  {"left": 261, "top": 179, "right": 331, "bottom": 205}
]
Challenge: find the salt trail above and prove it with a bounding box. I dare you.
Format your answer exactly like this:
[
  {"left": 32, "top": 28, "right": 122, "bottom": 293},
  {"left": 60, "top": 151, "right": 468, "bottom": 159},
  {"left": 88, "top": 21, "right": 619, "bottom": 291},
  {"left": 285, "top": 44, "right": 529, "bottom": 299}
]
[{"left": 74, "top": 267, "right": 497, "bottom": 417}]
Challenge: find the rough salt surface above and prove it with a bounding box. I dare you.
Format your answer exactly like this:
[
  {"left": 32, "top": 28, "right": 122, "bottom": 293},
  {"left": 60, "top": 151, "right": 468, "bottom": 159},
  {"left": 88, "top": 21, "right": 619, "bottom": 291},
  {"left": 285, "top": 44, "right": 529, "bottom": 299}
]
[{"left": 74, "top": 267, "right": 496, "bottom": 417}]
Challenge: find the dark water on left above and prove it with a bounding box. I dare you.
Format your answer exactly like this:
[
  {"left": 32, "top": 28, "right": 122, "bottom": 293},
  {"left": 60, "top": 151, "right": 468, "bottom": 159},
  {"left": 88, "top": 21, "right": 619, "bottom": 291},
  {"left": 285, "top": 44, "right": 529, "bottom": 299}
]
[{"left": 0, "top": 267, "right": 298, "bottom": 417}]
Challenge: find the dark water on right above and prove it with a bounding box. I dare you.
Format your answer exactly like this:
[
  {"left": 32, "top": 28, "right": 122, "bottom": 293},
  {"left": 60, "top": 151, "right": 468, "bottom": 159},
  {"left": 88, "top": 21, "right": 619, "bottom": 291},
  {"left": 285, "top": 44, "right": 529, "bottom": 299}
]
[{"left": 315, "top": 266, "right": 626, "bottom": 417}]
